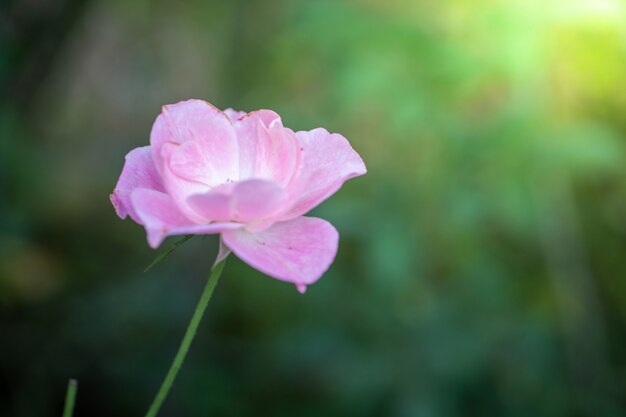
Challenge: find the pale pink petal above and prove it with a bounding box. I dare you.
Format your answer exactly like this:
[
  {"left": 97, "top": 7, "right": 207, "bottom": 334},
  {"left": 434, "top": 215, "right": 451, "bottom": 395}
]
[
  {"left": 221, "top": 217, "right": 339, "bottom": 291},
  {"left": 187, "top": 179, "right": 286, "bottom": 225},
  {"left": 130, "top": 188, "right": 242, "bottom": 248},
  {"left": 230, "top": 179, "right": 287, "bottom": 223},
  {"left": 240, "top": 109, "right": 281, "bottom": 128},
  {"left": 150, "top": 99, "right": 239, "bottom": 184},
  {"left": 223, "top": 108, "right": 246, "bottom": 122},
  {"left": 281, "top": 128, "right": 366, "bottom": 220},
  {"left": 186, "top": 188, "right": 232, "bottom": 222},
  {"left": 253, "top": 121, "right": 301, "bottom": 187},
  {"left": 110, "top": 146, "right": 164, "bottom": 223},
  {"left": 159, "top": 142, "right": 212, "bottom": 222},
  {"left": 231, "top": 110, "right": 281, "bottom": 179},
  {"left": 168, "top": 140, "right": 237, "bottom": 186}
]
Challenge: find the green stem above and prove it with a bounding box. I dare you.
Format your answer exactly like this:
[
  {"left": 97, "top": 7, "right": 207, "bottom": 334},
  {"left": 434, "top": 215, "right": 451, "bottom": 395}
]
[
  {"left": 144, "top": 258, "right": 227, "bottom": 417},
  {"left": 62, "top": 379, "right": 78, "bottom": 417}
]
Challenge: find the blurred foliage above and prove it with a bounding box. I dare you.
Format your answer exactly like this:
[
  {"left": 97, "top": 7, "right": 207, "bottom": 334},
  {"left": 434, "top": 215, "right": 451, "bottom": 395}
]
[{"left": 1, "top": 0, "right": 626, "bottom": 416}]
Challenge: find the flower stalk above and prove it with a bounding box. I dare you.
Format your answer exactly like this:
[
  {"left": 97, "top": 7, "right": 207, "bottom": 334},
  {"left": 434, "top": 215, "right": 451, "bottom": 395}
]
[
  {"left": 62, "top": 379, "right": 78, "bottom": 417},
  {"left": 144, "top": 258, "right": 228, "bottom": 417}
]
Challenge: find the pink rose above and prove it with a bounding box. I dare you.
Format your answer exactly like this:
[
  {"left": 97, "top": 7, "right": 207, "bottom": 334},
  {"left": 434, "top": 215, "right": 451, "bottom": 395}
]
[{"left": 111, "top": 100, "right": 366, "bottom": 292}]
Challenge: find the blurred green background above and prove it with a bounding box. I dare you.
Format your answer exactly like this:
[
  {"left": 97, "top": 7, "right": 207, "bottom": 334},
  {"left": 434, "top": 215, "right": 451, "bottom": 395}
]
[{"left": 1, "top": 0, "right": 626, "bottom": 416}]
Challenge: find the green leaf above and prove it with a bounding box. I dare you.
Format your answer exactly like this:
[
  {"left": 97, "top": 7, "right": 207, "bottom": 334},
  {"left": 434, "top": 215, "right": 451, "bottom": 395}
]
[{"left": 144, "top": 235, "right": 194, "bottom": 272}]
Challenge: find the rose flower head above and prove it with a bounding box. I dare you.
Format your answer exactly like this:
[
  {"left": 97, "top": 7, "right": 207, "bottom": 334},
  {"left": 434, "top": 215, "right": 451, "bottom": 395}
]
[{"left": 111, "top": 100, "right": 366, "bottom": 293}]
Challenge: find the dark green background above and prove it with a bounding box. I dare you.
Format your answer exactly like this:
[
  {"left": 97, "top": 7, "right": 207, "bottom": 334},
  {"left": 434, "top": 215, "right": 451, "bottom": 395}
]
[{"left": 1, "top": 0, "right": 626, "bottom": 416}]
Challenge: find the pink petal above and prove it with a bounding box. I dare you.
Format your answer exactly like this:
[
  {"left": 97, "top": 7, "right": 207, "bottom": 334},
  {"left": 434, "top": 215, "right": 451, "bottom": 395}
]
[
  {"left": 231, "top": 110, "right": 281, "bottom": 179},
  {"left": 168, "top": 140, "right": 238, "bottom": 186},
  {"left": 221, "top": 216, "right": 339, "bottom": 292},
  {"left": 281, "top": 128, "right": 366, "bottom": 220},
  {"left": 253, "top": 121, "right": 301, "bottom": 187},
  {"left": 187, "top": 179, "right": 287, "bottom": 226},
  {"left": 159, "top": 142, "right": 212, "bottom": 222},
  {"left": 230, "top": 179, "right": 287, "bottom": 224},
  {"left": 150, "top": 99, "right": 240, "bottom": 185},
  {"left": 223, "top": 108, "right": 246, "bottom": 122},
  {"left": 110, "top": 146, "right": 164, "bottom": 223},
  {"left": 186, "top": 185, "right": 233, "bottom": 222},
  {"left": 130, "top": 188, "right": 242, "bottom": 248}
]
